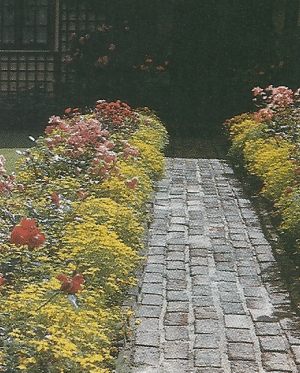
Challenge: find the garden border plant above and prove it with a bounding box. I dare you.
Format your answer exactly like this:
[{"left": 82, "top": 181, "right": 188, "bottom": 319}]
[
  {"left": 225, "top": 85, "right": 300, "bottom": 309},
  {"left": 0, "top": 101, "right": 168, "bottom": 372}
]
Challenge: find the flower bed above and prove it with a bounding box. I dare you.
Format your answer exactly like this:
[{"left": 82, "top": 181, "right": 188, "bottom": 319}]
[
  {"left": 0, "top": 102, "right": 168, "bottom": 372},
  {"left": 225, "top": 86, "right": 300, "bottom": 280}
]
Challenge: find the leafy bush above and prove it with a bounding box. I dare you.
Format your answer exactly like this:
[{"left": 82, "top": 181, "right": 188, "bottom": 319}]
[
  {"left": 225, "top": 85, "right": 300, "bottom": 261},
  {"left": 0, "top": 101, "right": 168, "bottom": 372}
]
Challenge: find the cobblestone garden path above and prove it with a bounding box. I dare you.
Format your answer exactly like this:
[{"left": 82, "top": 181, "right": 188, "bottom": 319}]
[{"left": 117, "top": 156, "right": 300, "bottom": 373}]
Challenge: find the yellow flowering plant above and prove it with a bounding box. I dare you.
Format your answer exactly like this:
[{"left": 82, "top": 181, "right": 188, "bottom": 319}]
[
  {"left": 225, "top": 86, "right": 300, "bottom": 280},
  {"left": 0, "top": 101, "right": 168, "bottom": 372}
]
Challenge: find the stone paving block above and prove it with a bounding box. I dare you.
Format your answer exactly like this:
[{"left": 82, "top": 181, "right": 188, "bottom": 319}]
[
  {"left": 190, "top": 248, "right": 209, "bottom": 257},
  {"left": 170, "top": 217, "right": 188, "bottom": 225},
  {"left": 254, "top": 321, "right": 281, "bottom": 336},
  {"left": 221, "top": 302, "right": 246, "bottom": 315},
  {"left": 262, "top": 352, "right": 293, "bottom": 372},
  {"left": 237, "top": 266, "right": 259, "bottom": 276},
  {"left": 166, "top": 279, "right": 187, "bottom": 291},
  {"left": 166, "top": 260, "right": 186, "bottom": 270},
  {"left": 189, "top": 235, "right": 212, "bottom": 249},
  {"left": 144, "top": 264, "right": 165, "bottom": 273},
  {"left": 218, "top": 282, "right": 239, "bottom": 293},
  {"left": 193, "top": 285, "right": 211, "bottom": 296},
  {"left": 190, "top": 257, "right": 209, "bottom": 266},
  {"left": 167, "top": 301, "right": 189, "bottom": 312},
  {"left": 165, "top": 326, "right": 189, "bottom": 341},
  {"left": 259, "top": 335, "right": 288, "bottom": 352},
  {"left": 195, "top": 319, "right": 219, "bottom": 334},
  {"left": 162, "top": 359, "right": 191, "bottom": 373},
  {"left": 291, "top": 345, "right": 300, "bottom": 364},
  {"left": 168, "top": 244, "right": 186, "bottom": 252},
  {"left": 147, "top": 246, "right": 166, "bottom": 256},
  {"left": 220, "top": 292, "right": 242, "bottom": 303},
  {"left": 193, "top": 296, "right": 214, "bottom": 307},
  {"left": 194, "top": 367, "right": 224, "bottom": 373},
  {"left": 164, "top": 312, "right": 189, "bottom": 326},
  {"left": 216, "top": 270, "right": 237, "bottom": 282},
  {"left": 192, "top": 275, "right": 211, "bottom": 286},
  {"left": 213, "top": 253, "right": 233, "bottom": 262},
  {"left": 242, "top": 286, "right": 265, "bottom": 298},
  {"left": 141, "top": 294, "right": 164, "bottom": 306},
  {"left": 279, "top": 317, "right": 300, "bottom": 330},
  {"left": 194, "top": 349, "right": 221, "bottom": 367},
  {"left": 134, "top": 346, "right": 160, "bottom": 365},
  {"left": 257, "top": 253, "right": 276, "bottom": 262},
  {"left": 137, "top": 317, "right": 160, "bottom": 332},
  {"left": 166, "top": 269, "right": 186, "bottom": 281},
  {"left": 135, "top": 330, "right": 160, "bottom": 347},
  {"left": 211, "top": 238, "right": 228, "bottom": 246},
  {"left": 239, "top": 275, "right": 262, "bottom": 287},
  {"left": 146, "top": 255, "right": 165, "bottom": 264},
  {"left": 286, "top": 330, "right": 300, "bottom": 345},
  {"left": 164, "top": 341, "right": 189, "bottom": 359},
  {"left": 227, "top": 342, "right": 256, "bottom": 361},
  {"left": 141, "top": 283, "right": 164, "bottom": 295},
  {"left": 136, "top": 305, "right": 161, "bottom": 318},
  {"left": 224, "top": 314, "right": 251, "bottom": 329},
  {"left": 167, "top": 231, "right": 188, "bottom": 245},
  {"left": 194, "top": 334, "right": 219, "bottom": 348},
  {"left": 143, "top": 273, "right": 164, "bottom": 284},
  {"left": 166, "top": 252, "right": 185, "bottom": 261},
  {"left": 189, "top": 228, "right": 205, "bottom": 236},
  {"left": 190, "top": 266, "right": 209, "bottom": 276},
  {"left": 230, "top": 361, "right": 259, "bottom": 372},
  {"left": 166, "top": 291, "right": 189, "bottom": 302},
  {"left": 194, "top": 306, "right": 219, "bottom": 320},
  {"left": 215, "top": 262, "right": 235, "bottom": 271},
  {"left": 226, "top": 328, "right": 253, "bottom": 343},
  {"left": 213, "top": 245, "right": 233, "bottom": 254},
  {"left": 149, "top": 235, "right": 167, "bottom": 246}
]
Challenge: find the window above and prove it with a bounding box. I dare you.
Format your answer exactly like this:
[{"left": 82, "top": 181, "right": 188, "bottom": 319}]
[{"left": 0, "top": 0, "right": 53, "bottom": 50}]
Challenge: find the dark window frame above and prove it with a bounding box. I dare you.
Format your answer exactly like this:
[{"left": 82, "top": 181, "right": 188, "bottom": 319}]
[{"left": 0, "top": 0, "right": 55, "bottom": 51}]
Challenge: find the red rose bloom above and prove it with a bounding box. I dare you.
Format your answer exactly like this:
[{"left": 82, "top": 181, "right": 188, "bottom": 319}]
[
  {"left": 57, "top": 273, "right": 84, "bottom": 294},
  {"left": 10, "top": 218, "right": 46, "bottom": 249}
]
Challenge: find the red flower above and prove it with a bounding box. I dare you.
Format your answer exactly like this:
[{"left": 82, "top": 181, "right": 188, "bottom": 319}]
[
  {"left": 51, "top": 193, "right": 60, "bottom": 206},
  {"left": 57, "top": 273, "right": 84, "bottom": 294},
  {"left": 65, "top": 107, "right": 72, "bottom": 115},
  {"left": 10, "top": 218, "right": 45, "bottom": 249},
  {"left": 0, "top": 273, "right": 5, "bottom": 286}
]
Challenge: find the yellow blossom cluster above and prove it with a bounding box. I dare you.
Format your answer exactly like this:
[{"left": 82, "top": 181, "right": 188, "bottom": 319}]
[
  {"left": 0, "top": 104, "right": 168, "bottom": 372},
  {"left": 225, "top": 111, "right": 300, "bottom": 273}
]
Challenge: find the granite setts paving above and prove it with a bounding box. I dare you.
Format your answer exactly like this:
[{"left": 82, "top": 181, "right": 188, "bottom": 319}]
[{"left": 120, "top": 158, "right": 300, "bottom": 373}]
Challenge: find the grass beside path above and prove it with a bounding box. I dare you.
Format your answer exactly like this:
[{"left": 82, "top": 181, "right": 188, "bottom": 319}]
[{"left": 0, "top": 130, "right": 43, "bottom": 174}]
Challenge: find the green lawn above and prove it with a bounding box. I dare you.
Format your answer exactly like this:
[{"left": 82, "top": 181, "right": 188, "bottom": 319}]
[
  {"left": 0, "top": 131, "right": 43, "bottom": 174},
  {"left": 0, "top": 148, "right": 26, "bottom": 174}
]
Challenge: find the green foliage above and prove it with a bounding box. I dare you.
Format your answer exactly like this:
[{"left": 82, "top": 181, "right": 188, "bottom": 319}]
[
  {"left": 0, "top": 101, "right": 168, "bottom": 372},
  {"left": 225, "top": 85, "right": 300, "bottom": 265}
]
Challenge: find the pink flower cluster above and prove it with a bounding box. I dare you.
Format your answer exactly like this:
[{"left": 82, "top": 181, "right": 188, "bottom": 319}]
[
  {"left": 121, "top": 140, "right": 139, "bottom": 159},
  {"left": 125, "top": 177, "right": 138, "bottom": 189},
  {"left": 252, "top": 85, "right": 295, "bottom": 122}
]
